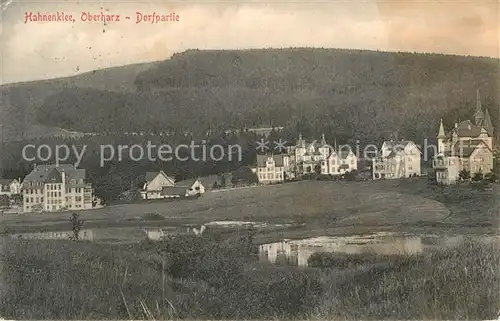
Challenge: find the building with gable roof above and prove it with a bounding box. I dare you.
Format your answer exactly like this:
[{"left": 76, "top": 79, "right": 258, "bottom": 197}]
[
  {"left": 141, "top": 171, "right": 205, "bottom": 199},
  {"left": 21, "top": 164, "right": 94, "bottom": 213},
  {"left": 256, "top": 154, "right": 289, "bottom": 183},
  {"left": 162, "top": 178, "right": 205, "bottom": 198},
  {"left": 433, "top": 90, "right": 495, "bottom": 184},
  {"left": 372, "top": 140, "right": 422, "bottom": 180},
  {"left": 141, "top": 170, "right": 175, "bottom": 199},
  {"left": 284, "top": 133, "right": 357, "bottom": 178},
  {"left": 0, "top": 178, "right": 21, "bottom": 196}
]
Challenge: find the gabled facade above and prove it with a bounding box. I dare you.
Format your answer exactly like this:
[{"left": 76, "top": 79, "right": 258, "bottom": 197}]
[
  {"left": 433, "top": 91, "right": 495, "bottom": 184},
  {"left": 256, "top": 154, "right": 289, "bottom": 184},
  {"left": 285, "top": 134, "right": 357, "bottom": 178},
  {"left": 141, "top": 171, "right": 175, "bottom": 200},
  {"left": 160, "top": 179, "right": 205, "bottom": 198},
  {"left": 372, "top": 140, "right": 422, "bottom": 180},
  {"left": 21, "top": 164, "right": 94, "bottom": 213},
  {"left": 0, "top": 178, "right": 21, "bottom": 196}
]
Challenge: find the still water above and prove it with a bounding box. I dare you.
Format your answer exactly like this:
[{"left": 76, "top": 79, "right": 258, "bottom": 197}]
[{"left": 259, "top": 232, "right": 500, "bottom": 267}]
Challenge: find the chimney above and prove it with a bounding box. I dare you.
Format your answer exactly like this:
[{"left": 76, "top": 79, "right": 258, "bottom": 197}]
[{"left": 33, "top": 163, "right": 37, "bottom": 169}]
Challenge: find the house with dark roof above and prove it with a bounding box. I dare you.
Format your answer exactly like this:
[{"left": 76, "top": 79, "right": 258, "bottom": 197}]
[
  {"left": 161, "top": 178, "right": 206, "bottom": 198},
  {"left": 21, "top": 164, "right": 94, "bottom": 213},
  {"left": 0, "top": 178, "right": 21, "bottom": 196},
  {"left": 434, "top": 91, "right": 495, "bottom": 184},
  {"left": 140, "top": 171, "right": 175, "bottom": 200},
  {"left": 285, "top": 133, "right": 358, "bottom": 177},
  {"left": 372, "top": 140, "right": 421, "bottom": 180}
]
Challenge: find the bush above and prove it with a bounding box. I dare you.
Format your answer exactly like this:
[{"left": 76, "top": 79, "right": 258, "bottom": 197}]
[{"left": 142, "top": 212, "right": 166, "bottom": 221}]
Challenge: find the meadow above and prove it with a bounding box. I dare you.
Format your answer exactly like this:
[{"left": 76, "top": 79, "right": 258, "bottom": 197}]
[
  {"left": 1, "top": 178, "right": 499, "bottom": 319},
  {"left": 2, "top": 178, "right": 498, "bottom": 238},
  {"left": 1, "top": 234, "right": 499, "bottom": 320}
]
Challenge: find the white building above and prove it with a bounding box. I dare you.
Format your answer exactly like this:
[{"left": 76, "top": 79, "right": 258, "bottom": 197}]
[
  {"left": 0, "top": 178, "right": 21, "bottom": 196},
  {"left": 141, "top": 171, "right": 175, "bottom": 200},
  {"left": 21, "top": 164, "right": 94, "bottom": 213},
  {"left": 433, "top": 155, "right": 460, "bottom": 185},
  {"left": 286, "top": 134, "right": 358, "bottom": 178},
  {"left": 433, "top": 92, "right": 495, "bottom": 184},
  {"left": 256, "top": 154, "right": 289, "bottom": 184},
  {"left": 372, "top": 140, "right": 421, "bottom": 180},
  {"left": 161, "top": 178, "right": 205, "bottom": 198}
]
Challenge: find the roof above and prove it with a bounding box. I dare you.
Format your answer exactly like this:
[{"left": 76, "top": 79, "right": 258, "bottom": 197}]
[
  {"left": 161, "top": 186, "right": 188, "bottom": 196},
  {"left": 175, "top": 178, "right": 201, "bottom": 188},
  {"left": 23, "top": 164, "right": 85, "bottom": 184},
  {"left": 0, "top": 179, "right": 17, "bottom": 185},
  {"left": 145, "top": 171, "right": 175, "bottom": 183},
  {"left": 385, "top": 151, "right": 397, "bottom": 159},
  {"left": 452, "top": 120, "right": 483, "bottom": 138},
  {"left": 438, "top": 119, "right": 446, "bottom": 138},
  {"left": 483, "top": 108, "right": 494, "bottom": 136},
  {"left": 256, "top": 154, "right": 285, "bottom": 167},
  {"left": 382, "top": 140, "right": 414, "bottom": 150},
  {"left": 446, "top": 140, "right": 492, "bottom": 158},
  {"left": 337, "top": 145, "right": 355, "bottom": 159}
]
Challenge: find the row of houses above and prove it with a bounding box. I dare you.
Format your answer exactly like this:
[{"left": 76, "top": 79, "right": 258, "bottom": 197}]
[
  {"left": 255, "top": 92, "right": 496, "bottom": 185},
  {"left": 254, "top": 134, "right": 360, "bottom": 184},
  {"left": 254, "top": 135, "right": 422, "bottom": 184},
  {"left": 0, "top": 164, "right": 206, "bottom": 213}
]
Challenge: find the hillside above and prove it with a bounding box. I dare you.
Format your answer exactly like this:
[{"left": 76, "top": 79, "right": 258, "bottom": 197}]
[
  {"left": 0, "top": 62, "right": 155, "bottom": 140},
  {"left": 1, "top": 48, "right": 500, "bottom": 143}
]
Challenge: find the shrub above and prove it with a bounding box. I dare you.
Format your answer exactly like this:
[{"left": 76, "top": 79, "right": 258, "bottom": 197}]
[{"left": 142, "top": 212, "right": 166, "bottom": 221}]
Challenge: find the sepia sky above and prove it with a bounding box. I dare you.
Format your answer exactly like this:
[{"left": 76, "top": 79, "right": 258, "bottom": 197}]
[{"left": 0, "top": 0, "right": 498, "bottom": 84}]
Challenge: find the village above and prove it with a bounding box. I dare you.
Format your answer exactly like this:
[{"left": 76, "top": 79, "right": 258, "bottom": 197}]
[{"left": 0, "top": 90, "right": 498, "bottom": 216}]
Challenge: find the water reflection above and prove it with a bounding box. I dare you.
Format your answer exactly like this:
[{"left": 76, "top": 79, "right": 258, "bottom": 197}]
[{"left": 259, "top": 233, "right": 498, "bottom": 267}]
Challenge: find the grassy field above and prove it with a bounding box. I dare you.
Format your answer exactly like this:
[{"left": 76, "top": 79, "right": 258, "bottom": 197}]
[
  {"left": 2, "top": 178, "right": 498, "bottom": 238},
  {"left": 1, "top": 235, "right": 499, "bottom": 320},
  {"left": 2, "top": 178, "right": 499, "bottom": 319}
]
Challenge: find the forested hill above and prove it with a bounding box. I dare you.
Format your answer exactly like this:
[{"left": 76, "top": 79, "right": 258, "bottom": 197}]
[{"left": 2, "top": 48, "right": 500, "bottom": 144}]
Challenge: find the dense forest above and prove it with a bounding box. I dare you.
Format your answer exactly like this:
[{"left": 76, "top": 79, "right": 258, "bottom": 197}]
[
  {"left": 1, "top": 48, "right": 499, "bottom": 144},
  {"left": 1, "top": 48, "right": 500, "bottom": 200}
]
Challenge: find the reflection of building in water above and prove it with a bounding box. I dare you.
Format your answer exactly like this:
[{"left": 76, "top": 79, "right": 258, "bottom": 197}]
[
  {"left": 11, "top": 229, "right": 94, "bottom": 241},
  {"left": 259, "top": 235, "right": 424, "bottom": 267},
  {"left": 259, "top": 240, "right": 299, "bottom": 265},
  {"left": 143, "top": 228, "right": 165, "bottom": 241}
]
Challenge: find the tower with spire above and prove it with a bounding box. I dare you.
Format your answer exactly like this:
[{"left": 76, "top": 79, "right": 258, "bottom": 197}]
[
  {"left": 474, "top": 89, "right": 484, "bottom": 127},
  {"left": 437, "top": 118, "right": 446, "bottom": 154},
  {"left": 483, "top": 107, "right": 494, "bottom": 138},
  {"left": 433, "top": 89, "right": 495, "bottom": 184}
]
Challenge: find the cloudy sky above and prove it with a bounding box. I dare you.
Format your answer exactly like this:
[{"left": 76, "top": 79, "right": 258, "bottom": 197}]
[{"left": 1, "top": 0, "right": 498, "bottom": 84}]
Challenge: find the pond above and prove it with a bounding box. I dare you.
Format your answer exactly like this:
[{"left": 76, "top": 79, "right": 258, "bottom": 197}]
[{"left": 258, "top": 232, "right": 500, "bottom": 267}]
